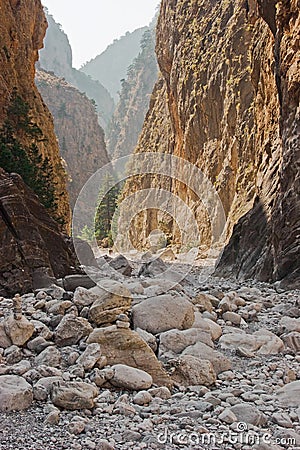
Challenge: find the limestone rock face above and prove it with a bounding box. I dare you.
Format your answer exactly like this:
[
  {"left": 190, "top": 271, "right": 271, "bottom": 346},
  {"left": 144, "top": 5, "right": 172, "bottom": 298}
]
[
  {"left": 0, "top": 375, "right": 33, "bottom": 412},
  {"left": 36, "top": 70, "right": 110, "bottom": 213},
  {"left": 0, "top": 170, "right": 79, "bottom": 297},
  {"left": 0, "top": 0, "right": 70, "bottom": 228},
  {"left": 87, "top": 326, "right": 172, "bottom": 387},
  {"left": 122, "top": 0, "right": 299, "bottom": 286}
]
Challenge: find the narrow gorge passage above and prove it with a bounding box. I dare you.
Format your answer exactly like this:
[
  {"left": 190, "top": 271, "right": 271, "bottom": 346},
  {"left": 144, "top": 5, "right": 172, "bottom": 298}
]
[{"left": 0, "top": 0, "right": 299, "bottom": 449}]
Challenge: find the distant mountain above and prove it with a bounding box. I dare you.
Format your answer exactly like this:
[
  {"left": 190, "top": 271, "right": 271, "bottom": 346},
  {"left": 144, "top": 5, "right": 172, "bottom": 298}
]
[
  {"left": 107, "top": 27, "right": 158, "bottom": 158},
  {"left": 81, "top": 27, "right": 148, "bottom": 101},
  {"left": 39, "top": 10, "right": 114, "bottom": 129}
]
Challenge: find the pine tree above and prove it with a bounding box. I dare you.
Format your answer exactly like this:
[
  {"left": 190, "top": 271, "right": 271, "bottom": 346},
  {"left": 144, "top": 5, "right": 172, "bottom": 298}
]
[{"left": 94, "top": 174, "right": 121, "bottom": 246}]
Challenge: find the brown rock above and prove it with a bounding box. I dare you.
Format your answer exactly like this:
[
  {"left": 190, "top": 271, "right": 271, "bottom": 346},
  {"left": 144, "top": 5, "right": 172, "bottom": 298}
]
[
  {"left": 88, "top": 281, "right": 132, "bottom": 326},
  {"left": 51, "top": 381, "right": 98, "bottom": 410},
  {"left": 87, "top": 326, "right": 172, "bottom": 387},
  {"left": 171, "top": 355, "right": 216, "bottom": 387},
  {"left": 182, "top": 342, "right": 231, "bottom": 374},
  {"left": 0, "top": 375, "right": 33, "bottom": 412},
  {"left": 54, "top": 314, "right": 93, "bottom": 347},
  {"left": 0, "top": 322, "right": 12, "bottom": 349},
  {"left": 120, "top": 0, "right": 299, "bottom": 287},
  {"left": 4, "top": 315, "right": 34, "bottom": 346}
]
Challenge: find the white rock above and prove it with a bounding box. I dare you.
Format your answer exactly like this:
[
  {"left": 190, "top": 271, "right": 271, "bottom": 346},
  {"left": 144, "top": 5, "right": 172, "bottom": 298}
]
[
  {"left": 54, "top": 314, "right": 92, "bottom": 347},
  {"left": 276, "top": 380, "right": 300, "bottom": 407},
  {"left": 279, "top": 317, "right": 300, "bottom": 333},
  {"left": 0, "top": 375, "right": 33, "bottom": 411},
  {"left": 133, "top": 390, "right": 152, "bottom": 405},
  {"left": 230, "top": 403, "right": 267, "bottom": 426},
  {"left": 132, "top": 294, "right": 194, "bottom": 334},
  {"left": 219, "top": 329, "right": 284, "bottom": 355},
  {"left": 159, "top": 328, "right": 213, "bottom": 357},
  {"left": 219, "top": 407, "right": 237, "bottom": 424},
  {"left": 4, "top": 316, "right": 34, "bottom": 346},
  {"left": 73, "top": 287, "right": 99, "bottom": 308},
  {"left": 110, "top": 364, "right": 152, "bottom": 390}
]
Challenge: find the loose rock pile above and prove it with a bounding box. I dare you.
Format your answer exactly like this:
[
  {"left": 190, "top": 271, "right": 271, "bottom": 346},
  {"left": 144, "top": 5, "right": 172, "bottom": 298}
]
[{"left": 0, "top": 255, "right": 299, "bottom": 449}]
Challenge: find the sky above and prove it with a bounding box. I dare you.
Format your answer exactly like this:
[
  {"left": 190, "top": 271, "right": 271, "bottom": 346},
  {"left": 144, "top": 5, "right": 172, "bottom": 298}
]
[{"left": 42, "top": 0, "right": 160, "bottom": 68}]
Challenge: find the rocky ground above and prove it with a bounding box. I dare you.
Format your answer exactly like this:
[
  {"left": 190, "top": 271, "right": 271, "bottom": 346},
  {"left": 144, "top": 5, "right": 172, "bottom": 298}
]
[{"left": 0, "top": 252, "right": 299, "bottom": 450}]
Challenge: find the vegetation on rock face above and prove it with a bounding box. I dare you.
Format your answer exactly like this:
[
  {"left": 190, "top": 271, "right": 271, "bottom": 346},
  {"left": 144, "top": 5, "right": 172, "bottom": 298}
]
[
  {"left": 0, "top": 89, "right": 61, "bottom": 221},
  {"left": 107, "top": 27, "right": 158, "bottom": 158}
]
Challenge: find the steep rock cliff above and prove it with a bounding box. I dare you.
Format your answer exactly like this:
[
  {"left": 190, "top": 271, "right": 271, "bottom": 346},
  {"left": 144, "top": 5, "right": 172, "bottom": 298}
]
[
  {"left": 0, "top": 169, "right": 79, "bottom": 297},
  {"left": 36, "top": 70, "right": 110, "bottom": 210},
  {"left": 0, "top": 0, "right": 70, "bottom": 229},
  {"left": 107, "top": 28, "right": 158, "bottom": 158},
  {"left": 123, "top": 0, "right": 299, "bottom": 286},
  {"left": 39, "top": 11, "right": 114, "bottom": 129}
]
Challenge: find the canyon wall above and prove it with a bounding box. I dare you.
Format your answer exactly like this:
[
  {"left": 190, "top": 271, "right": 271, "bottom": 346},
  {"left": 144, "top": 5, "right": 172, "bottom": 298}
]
[
  {"left": 0, "top": 0, "right": 70, "bottom": 229},
  {"left": 123, "top": 0, "right": 299, "bottom": 286},
  {"left": 0, "top": 0, "right": 82, "bottom": 295},
  {"left": 107, "top": 28, "right": 158, "bottom": 158},
  {"left": 36, "top": 70, "right": 110, "bottom": 210}
]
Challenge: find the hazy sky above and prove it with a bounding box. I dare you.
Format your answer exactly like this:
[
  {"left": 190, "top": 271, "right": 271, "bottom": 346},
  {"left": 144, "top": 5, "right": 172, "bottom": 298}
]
[{"left": 42, "top": 0, "right": 160, "bottom": 68}]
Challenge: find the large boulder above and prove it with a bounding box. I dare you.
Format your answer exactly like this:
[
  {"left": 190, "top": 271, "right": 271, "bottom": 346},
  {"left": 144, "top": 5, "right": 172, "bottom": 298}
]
[
  {"left": 88, "top": 281, "right": 132, "bottom": 325},
  {"left": 87, "top": 326, "right": 172, "bottom": 387},
  {"left": 170, "top": 355, "right": 216, "bottom": 387},
  {"left": 230, "top": 403, "right": 267, "bottom": 426},
  {"left": 219, "top": 329, "right": 284, "bottom": 355},
  {"left": 0, "top": 375, "right": 33, "bottom": 411},
  {"left": 159, "top": 328, "right": 213, "bottom": 357},
  {"left": 51, "top": 381, "right": 98, "bottom": 410},
  {"left": 276, "top": 381, "right": 300, "bottom": 407},
  {"left": 110, "top": 364, "right": 152, "bottom": 390},
  {"left": 132, "top": 294, "right": 194, "bottom": 334},
  {"left": 4, "top": 315, "right": 35, "bottom": 346},
  {"left": 54, "top": 314, "right": 93, "bottom": 347},
  {"left": 182, "top": 342, "right": 231, "bottom": 374},
  {"left": 35, "top": 346, "right": 62, "bottom": 368}
]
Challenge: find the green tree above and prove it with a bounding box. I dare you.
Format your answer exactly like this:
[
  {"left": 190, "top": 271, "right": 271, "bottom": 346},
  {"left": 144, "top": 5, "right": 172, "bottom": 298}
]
[{"left": 94, "top": 174, "right": 121, "bottom": 246}]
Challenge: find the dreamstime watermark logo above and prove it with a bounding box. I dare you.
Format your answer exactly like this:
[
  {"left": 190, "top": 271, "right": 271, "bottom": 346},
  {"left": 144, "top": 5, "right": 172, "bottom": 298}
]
[
  {"left": 72, "top": 153, "right": 227, "bottom": 291},
  {"left": 157, "top": 423, "right": 297, "bottom": 447}
]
